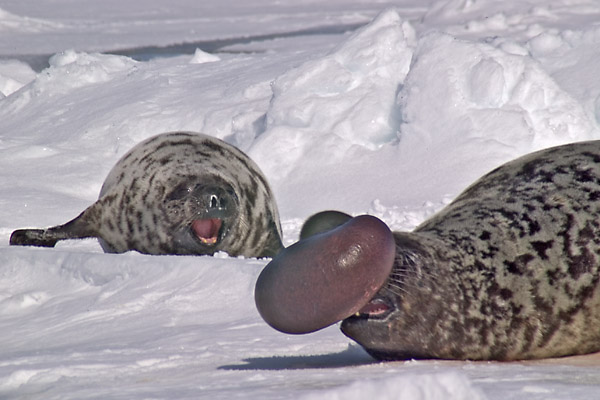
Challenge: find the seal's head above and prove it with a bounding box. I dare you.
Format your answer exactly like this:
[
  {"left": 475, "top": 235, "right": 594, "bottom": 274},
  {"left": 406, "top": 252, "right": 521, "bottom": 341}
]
[
  {"left": 338, "top": 232, "right": 445, "bottom": 360},
  {"left": 254, "top": 211, "right": 462, "bottom": 359}
]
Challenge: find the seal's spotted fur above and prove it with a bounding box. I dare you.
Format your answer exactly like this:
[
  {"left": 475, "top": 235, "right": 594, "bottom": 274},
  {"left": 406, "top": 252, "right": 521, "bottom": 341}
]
[
  {"left": 341, "top": 141, "right": 600, "bottom": 360},
  {"left": 10, "top": 132, "right": 283, "bottom": 258}
]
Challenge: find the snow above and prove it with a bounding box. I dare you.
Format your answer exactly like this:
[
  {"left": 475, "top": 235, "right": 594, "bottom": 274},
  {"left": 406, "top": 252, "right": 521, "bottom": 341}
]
[
  {"left": 189, "top": 49, "right": 221, "bottom": 65},
  {"left": 2, "top": 0, "right": 600, "bottom": 399}
]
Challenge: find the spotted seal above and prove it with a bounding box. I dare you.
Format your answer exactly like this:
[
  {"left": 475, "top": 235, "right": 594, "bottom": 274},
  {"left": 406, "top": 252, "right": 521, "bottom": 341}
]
[
  {"left": 10, "top": 132, "right": 283, "bottom": 258},
  {"left": 255, "top": 140, "right": 600, "bottom": 360}
]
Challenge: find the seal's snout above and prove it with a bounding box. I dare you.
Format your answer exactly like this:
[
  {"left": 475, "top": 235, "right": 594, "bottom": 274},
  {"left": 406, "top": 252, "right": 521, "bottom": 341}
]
[{"left": 254, "top": 214, "right": 395, "bottom": 334}]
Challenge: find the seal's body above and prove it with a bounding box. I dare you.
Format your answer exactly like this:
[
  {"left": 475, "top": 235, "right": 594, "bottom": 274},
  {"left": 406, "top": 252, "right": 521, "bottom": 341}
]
[
  {"left": 11, "top": 132, "right": 283, "bottom": 258},
  {"left": 256, "top": 140, "right": 600, "bottom": 360}
]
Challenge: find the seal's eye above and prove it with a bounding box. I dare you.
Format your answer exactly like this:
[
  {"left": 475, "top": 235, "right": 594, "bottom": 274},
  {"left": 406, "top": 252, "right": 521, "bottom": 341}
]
[{"left": 166, "top": 184, "right": 191, "bottom": 201}]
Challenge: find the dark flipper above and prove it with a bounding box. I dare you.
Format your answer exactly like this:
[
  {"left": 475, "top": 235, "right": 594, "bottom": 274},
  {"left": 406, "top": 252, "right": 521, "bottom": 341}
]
[
  {"left": 10, "top": 229, "right": 60, "bottom": 247},
  {"left": 9, "top": 210, "right": 97, "bottom": 248}
]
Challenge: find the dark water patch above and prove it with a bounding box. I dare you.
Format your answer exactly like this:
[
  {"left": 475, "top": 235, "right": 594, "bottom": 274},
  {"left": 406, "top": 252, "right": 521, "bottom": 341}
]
[
  {"left": 1, "top": 22, "right": 363, "bottom": 72},
  {"left": 111, "top": 22, "right": 363, "bottom": 61}
]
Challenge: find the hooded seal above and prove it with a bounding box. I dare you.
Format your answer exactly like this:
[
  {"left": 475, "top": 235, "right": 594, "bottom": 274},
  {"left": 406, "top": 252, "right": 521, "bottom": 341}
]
[
  {"left": 11, "top": 132, "right": 283, "bottom": 258},
  {"left": 255, "top": 140, "right": 600, "bottom": 360}
]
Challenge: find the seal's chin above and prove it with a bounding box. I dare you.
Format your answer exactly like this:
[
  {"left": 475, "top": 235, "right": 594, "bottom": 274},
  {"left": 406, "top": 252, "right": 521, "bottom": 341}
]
[{"left": 191, "top": 218, "right": 222, "bottom": 245}]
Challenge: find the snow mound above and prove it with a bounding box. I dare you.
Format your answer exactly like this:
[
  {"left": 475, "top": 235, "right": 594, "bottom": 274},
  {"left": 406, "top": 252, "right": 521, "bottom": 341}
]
[
  {"left": 300, "top": 372, "right": 486, "bottom": 400},
  {"left": 396, "top": 31, "right": 598, "bottom": 188},
  {"left": 190, "top": 48, "right": 221, "bottom": 64},
  {"left": 1, "top": 50, "right": 138, "bottom": 127},
  {"left": 253, "top": 9, "right": 414, "bottom": 178},
  {"left": 525, "top": 25, "right": 600, "bottom": 127},
  {"left": 41, "top": 50, "right": 138, "bottom": 92},
  {"left": 0, "top": 59, "right": 36, "bottom": 96},
  {"left": 423, "top": 0, "right": 514, "bottom": 33},
  {"left": 250, "top": 9, "right": 600, "bottom": 218}
]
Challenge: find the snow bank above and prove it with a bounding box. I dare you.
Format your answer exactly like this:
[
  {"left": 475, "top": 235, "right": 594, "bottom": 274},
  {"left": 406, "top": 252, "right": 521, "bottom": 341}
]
[
  {"left": 525, "top": 25, "right": 600, "bottom": 128},
  {"left": 300, "top": 372, "right": 485, "bottom": 400},
  {"left": 0, "top": 246, "right": 271, "bottom": 399},
  {"left": 396, "top": 30, "right": 597, "bottom": 181},
  {"left": 248, "top": 10, "right": 410, "bottom": 193},
  {"left": 262, "top": 9, "right": 414, "bottom": 155},
  {"left": 43, "top": 50, "right": 138, "bottom": 90},
  {"left": 0, "top": 59, "right": 36, "bottom": 96},
  {"left": 189, "top": 48, "right": 221, "bottom": 64},
  {"left": 250, "top": 7, "right": 599, "bottom": 220}
]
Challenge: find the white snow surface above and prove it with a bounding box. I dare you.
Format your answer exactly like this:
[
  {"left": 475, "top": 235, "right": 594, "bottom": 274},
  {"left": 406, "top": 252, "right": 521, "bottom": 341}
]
[{"left": 2, "top": 0, "right": 600, "bottom": 399}]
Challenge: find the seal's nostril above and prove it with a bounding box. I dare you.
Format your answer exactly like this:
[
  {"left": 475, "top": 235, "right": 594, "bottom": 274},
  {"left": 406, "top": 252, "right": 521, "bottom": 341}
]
[{"left": 210, "top": 195, "right": 218, "bottom": 208}]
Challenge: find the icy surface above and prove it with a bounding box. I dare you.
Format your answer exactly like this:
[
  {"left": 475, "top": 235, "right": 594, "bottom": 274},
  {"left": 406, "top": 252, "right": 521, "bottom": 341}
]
[{"left": 2, "top": 0, "right": 600, "bottom": 399}]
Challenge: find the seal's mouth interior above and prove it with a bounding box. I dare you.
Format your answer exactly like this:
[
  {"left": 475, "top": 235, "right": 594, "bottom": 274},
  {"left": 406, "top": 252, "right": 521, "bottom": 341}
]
[
  {"left": 191, "top": 218, "right": 222, "bottom": 245},
  {"left": 354, "top": 297, "right": 391, "bottom": 318}
]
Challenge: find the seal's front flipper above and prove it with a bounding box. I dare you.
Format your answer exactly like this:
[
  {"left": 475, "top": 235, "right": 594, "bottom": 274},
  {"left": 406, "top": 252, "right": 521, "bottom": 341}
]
[
  {"left": 10, "top": 228, "right": 59, "bottom": 247},
  {"left": 9, "top": 210, "right": 97, "bottom": 248}
]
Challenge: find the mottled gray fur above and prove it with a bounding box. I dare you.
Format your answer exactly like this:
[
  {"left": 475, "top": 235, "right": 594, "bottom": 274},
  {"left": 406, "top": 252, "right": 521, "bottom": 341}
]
[
  {"left": 342, "top": 140, "right": 600, "bottom": 360},
  {"left": 10, "top": 132, "right": 283, "bottom": 258}
]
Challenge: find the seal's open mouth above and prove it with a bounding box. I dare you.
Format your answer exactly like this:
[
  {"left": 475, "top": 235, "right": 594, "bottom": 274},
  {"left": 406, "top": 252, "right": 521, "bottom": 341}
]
[
  {"left": 191, "top": 218, "right": 222, "bottom": 245},
  {"left": 355, "top": 298, "right": 391, "bottom": 318}
]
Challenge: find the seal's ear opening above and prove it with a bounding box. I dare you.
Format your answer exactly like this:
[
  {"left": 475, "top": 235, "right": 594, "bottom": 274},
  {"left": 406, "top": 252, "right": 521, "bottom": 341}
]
[{"left": 299, "top": 210, "right": 352, "bottom": 240}]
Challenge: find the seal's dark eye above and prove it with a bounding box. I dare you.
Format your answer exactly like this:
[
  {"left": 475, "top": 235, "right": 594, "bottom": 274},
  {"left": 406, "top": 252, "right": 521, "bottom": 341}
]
[{"left": 166, "top": 184, "right": 191, "bottom": 201}]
